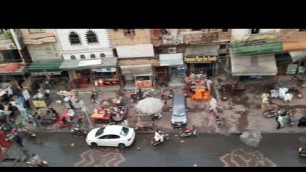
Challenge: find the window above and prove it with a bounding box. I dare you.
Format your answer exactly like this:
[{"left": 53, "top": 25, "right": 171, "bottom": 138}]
[
  {"left": 222, "top": 29, "right": 228, "bottom": 32},
  {"left": 124, "top": 29, "right": 135, "bottom": 36},
  {"left": 100, "top": 53, "right": 105, "bottom": 58},
  {"left": 220, "top": 44, "right": 226, "bottom": 49},
  {"left": 120, "top": 127, "right": 129, "bottom": 136},
  {"left": 299, "top": 29, "right": 306, "bottom": 32},
  {"left": 86, "top": 30, "right": 98, "bottom": 44},
  {"left": 109, "top": 135, "right": 120, "bottom": 139},
  {"left": 95, "top": 127, "right": 105, "bottom": 137},
  {"left": 70, "top": 55, "right": 76, "bottom": 60},
  {"left": 90, "top": 54, "right": 96, "bottom": 59},
  {"left": 29, "top": 29, "right": 45, "bottom": 33},
  {"left": 69, "top": 31, "right": 81, "bottom": 45},
  {"left": 80, "top": 55, "right": 86, "bottom": 59},
  {"left": 251, "top": 29, "right": 260, "bottom": 34}
]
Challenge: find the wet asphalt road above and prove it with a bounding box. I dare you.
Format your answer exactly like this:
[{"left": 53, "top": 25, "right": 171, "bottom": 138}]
[{"left": 3, "top": 132, "right": 306, "bottom": 167}]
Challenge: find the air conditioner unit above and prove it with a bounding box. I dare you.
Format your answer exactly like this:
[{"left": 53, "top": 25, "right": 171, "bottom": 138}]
[{"left": 168, "top": 47, "right": 177, "bottom": 54}]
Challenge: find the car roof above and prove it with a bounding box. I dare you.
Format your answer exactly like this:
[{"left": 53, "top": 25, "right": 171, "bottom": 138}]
[
  {"left": 173, "top": 93, "right": 185, "bottom": 106},
  {"left": 103, "top": 125, "right": 123, "bottom": 135}
]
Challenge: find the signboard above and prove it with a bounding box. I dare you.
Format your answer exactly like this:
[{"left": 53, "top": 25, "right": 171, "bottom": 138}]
[
  {"left": 92, "top": 67, "right": 116, "bottom": 73},
  {"left": 32, "top": 100, "right": 47, "bottom": 108},
  {"left": 31, "top": 71, "right": 62, "bottom": 76},
  {"left": 184, "top": 56, "right": 218, "bottom": 63}
]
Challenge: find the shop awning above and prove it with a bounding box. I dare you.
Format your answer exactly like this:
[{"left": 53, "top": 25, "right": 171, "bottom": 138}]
[
  {"left": 29, "top": 61, "right": 62, "bottom": 72},
  {"left": 120, "top": 64, "right": 153, "bottom": 75},
  {"left": 185, "top": 45, "right": 219, "bottom": 56},
  {"left": 0, "top": 62, "right": 25, "bottom": 75},
  {"left": 289, "top": 51, "right": 306, "bottom": 62},
  {"left": 159, "top": 53, "right": 183, "bottom": 66},
  {"left": 59, "top": 58, "right": 117, "bottom": 70},
  {"left": 230, "top": 49, "right": 277, "bottom": 76}
]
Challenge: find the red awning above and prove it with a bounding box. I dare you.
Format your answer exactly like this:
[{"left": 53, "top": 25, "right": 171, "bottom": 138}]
[{"left": 0, "top": 62, "right": 24, "bottom": 74}]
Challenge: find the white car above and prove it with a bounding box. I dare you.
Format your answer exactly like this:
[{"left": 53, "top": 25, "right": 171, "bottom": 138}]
[{"left": 86, "top": 125, "right": 135, "bottom": 148}]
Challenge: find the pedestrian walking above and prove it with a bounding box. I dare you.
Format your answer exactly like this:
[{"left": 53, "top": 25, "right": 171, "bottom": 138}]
[{"left": 14, "top": 134, "right": 24, "bottom": 148}]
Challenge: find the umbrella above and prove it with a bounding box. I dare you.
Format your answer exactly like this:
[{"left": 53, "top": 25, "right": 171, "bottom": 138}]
[{"left": 135, "top": 97, "right": 164, "bottom": 115}]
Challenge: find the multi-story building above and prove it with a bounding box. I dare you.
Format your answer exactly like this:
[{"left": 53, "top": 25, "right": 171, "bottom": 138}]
[
  {"left": 280, "top": 29, "right": 306, "bottom": 76},
  {"left": 55, "top": 29, "right": 118, "bottom": 89},
  {"left": 108, "top": 29, "right": 156, "bottom": 89},
  {"left": 229, "top": 29, "right": 280, "bottom": 79},
  {"left": 0, "top": 29, "right": 30, "bottom": 90},
  {"left": 151, "top": 29, "right": 231, "bottom": 87},
  {"left": 20, "top": 29, "right": 65, "bottom": 91}
]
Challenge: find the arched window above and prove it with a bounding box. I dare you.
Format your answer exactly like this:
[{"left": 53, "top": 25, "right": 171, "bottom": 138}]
[
  {"left": 80, "top": 55, "right": 86, "bottom": 59},
  {"left": 71, "top": 55, "right": 76, "bottom": 60},
  {"left": 100, "top": 53, "right": 105, "bottom": 58},
  {"left": 91, "top": 54, "right": 96, "bottom": 59},
  {"left": 69, "top": 31, "right": 81, "bottom": 45},
  {"left": 86, "top": 30, "right": 98, "bottom": 43}
]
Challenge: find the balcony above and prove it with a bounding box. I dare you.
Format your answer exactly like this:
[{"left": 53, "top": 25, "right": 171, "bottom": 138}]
[
  {"left": 0, "top": 31, "right": 17, "bottom": 51},
  {"left": 183, "top": 32, "right": 219, "bottom": 44}
]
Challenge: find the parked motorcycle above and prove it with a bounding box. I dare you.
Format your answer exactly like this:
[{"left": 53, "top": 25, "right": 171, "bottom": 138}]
[
  {"left": 151, "top": 132, "right": 170, "bottom": 146},
  {"left": 178, "top": 126, "right": 198, "bottom": 137},
  {"left": 71, "top": 127, "right": 87, "bottom": 137},
  {"left": 264, "top": 107, "right": 278, "bottom": 118},
  {"left": 25, "top": 160, "right": 48, "bottom": 167}
]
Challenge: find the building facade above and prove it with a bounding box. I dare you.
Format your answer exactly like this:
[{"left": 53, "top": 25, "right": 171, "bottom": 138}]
[
  {"left": 55, "top": 29, "right": 118, "bottom": 89},
  {"left": 20, "top": 29, "right": 65, "bottom": 91},
  {"left": 0, "top": 29, "right": 29, "bottom": 90},
  {"left": 108, "top": 29, "right": 156, "bottom": 89}
]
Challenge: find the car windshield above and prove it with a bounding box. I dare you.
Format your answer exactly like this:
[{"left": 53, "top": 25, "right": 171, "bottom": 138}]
[
  {"left": 173, "top": 107, "right": 185, "bottom": 117},
  {"left": 120, "top": 127, "right": 129, "bottom": 136},
  {"left": 95, "top": 127, "right": 105, "bottom": 137}
]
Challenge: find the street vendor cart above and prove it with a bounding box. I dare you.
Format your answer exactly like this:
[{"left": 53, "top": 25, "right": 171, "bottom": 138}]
[
  {"left": 91, "top": 107, "right": 111, "bottom": 123},
  {"left": 135, "top": 115, "right": 154, "bottom": 131}
]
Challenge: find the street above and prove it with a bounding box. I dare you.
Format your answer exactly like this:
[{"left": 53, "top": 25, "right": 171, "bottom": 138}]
[{"left": 2, "top": 132, "right": 306, "bottom": 167}]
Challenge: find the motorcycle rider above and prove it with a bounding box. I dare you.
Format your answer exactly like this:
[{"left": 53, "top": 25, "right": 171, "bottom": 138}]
[
  {"left": 154, "top": 130, "right": 164, "bottom": 143},
  {"left": 31, "top": 154, "right": 43, "bottom": 167}
]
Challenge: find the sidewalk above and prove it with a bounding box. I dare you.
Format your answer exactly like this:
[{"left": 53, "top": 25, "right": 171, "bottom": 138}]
[{"left": 21, "top": 81, "right": 306, "bottom": 134}]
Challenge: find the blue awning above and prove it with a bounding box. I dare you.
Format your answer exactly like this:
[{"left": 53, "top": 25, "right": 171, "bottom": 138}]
[{"left": 159, "top": 53, "right": 183, "bottom": 66}]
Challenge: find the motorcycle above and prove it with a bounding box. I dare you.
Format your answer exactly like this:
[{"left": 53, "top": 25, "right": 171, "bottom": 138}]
[
  {"left": 151, "top": 132, "right": 170, "bottom": 146},
  {"left": 71, "top": 127, "right": 87, "bottom": 137},
  {"left": 25, "top": 160, "right": 48, "bottom": 167},
  {"left": 130, "top": 89, "right": 145, "bottom": 103},
  {"left": 264, "top": 107, "right": 278, "bottom": 118},
  {"left": 178, "top": 126, "right": 198, "bottom": 137},
  {"left": 299, "top": 147, "right": 306, "bottom": 157}
]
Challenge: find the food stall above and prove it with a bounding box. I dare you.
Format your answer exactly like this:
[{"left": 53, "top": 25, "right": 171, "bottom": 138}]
[
  {"left": 135, "top": 75, "right": 153, "bottom": 88},
  {"left": 91, "top": 108, "right": 111, "bottom": 122},
  {"left": 184, "top": 74, "right": 211, "bottom": 101}
]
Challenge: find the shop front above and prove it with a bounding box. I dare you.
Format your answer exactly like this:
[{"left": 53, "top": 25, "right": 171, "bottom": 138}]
[
  {"left": 120, "top": 64, "right": 154, "bottom": 89},
  {"left": 59, "top": 58, "right": 118, "bottom": 89},
  {"left": 159, "top": 53, "right": 185, "bottom": 87},
  {"left": 28, "top": 60, "right": 67, "bottom": 91},
  {"left": 230, "top": 49, "right": 277, "bottom": 79},
  {"left": 0, "top": 62, "right": 27, "bottom": 89},
  {"left": 185, "top": 45, "right": 220, "bottom": 77}
]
